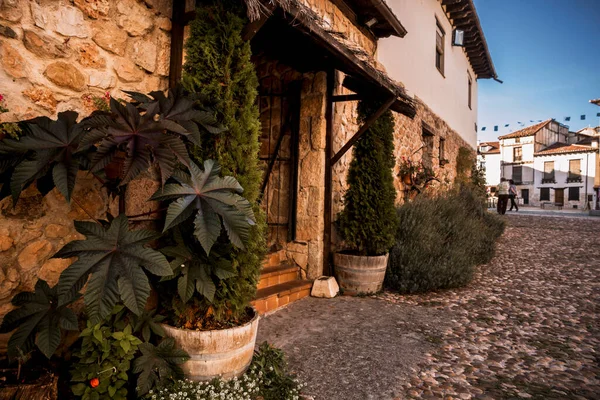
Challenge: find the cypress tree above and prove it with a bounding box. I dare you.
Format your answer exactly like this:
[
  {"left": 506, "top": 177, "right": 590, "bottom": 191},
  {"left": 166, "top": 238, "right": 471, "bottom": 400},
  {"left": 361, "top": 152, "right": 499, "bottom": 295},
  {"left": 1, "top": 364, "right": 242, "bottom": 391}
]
[
  {"left": 337, "top": 100, "right": 398, "bottom": 256},
  {"left": 182, "top": 0, "right": 266, "bottom": 320}
]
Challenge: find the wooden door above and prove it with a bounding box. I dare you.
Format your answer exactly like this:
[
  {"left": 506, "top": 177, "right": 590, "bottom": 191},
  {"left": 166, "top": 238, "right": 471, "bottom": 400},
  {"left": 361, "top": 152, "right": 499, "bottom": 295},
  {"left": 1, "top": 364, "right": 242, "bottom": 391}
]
[
  {"left": 555, "top": 189, "right": 564, "bottom": 205},
  {"left": 521, "top": 189, "right": 529, "bottom": 205}
]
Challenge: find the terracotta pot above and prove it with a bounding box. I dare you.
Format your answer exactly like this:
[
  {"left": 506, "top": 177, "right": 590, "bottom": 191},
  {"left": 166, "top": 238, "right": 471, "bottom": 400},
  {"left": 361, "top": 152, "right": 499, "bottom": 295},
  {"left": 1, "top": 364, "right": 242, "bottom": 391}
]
[
  {"left": 0, "top": 370, "right": 58, "bottom": 400},
  {"left": 333, "top": 252, "right": 389, "bottom": 295},
  {"left": 402, "top": 174, "right": 412, "bottom": 185},
  {"left": 161, "top": 308, "right": 260, "bottom": 381}
]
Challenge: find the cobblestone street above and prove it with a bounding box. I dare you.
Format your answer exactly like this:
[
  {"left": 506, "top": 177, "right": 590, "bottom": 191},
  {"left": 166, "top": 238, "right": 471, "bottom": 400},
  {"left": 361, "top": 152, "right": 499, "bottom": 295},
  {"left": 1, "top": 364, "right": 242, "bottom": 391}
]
[
  {"left": 259, "top": 214, "right": 600, "bottom": 400},
  {"left": 381, "top": 214, "right": 600, "bottom": 399}
]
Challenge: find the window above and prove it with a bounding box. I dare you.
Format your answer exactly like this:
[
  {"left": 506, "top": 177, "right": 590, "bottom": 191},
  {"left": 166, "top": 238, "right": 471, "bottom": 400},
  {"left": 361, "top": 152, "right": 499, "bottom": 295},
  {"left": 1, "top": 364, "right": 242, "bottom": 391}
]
[
  {"left": 439, "top": 137, "right": 446, "bottom": 165},
  {"left": 540, "top": 188, "right": 550, "bottom": 201},
  {"left": 513, "top": 147, "right": 522, "bottom": 162},
  {"left": 568, "top": 187, "right": 580, "bottom": 201},
  {"left": 515, "top": 138, "right": 520, "bottom": 143},
  {"left": 568, "top": 159, "right": 581, "bottom": 182},
  {"left": 421, "top": 124, "right": 434, "bottom": 169},
  {"left": 468, "top": 73, "right": 472, "bottom": 109},
  {"left": 543, "top": 161, "right": 555, "bottom": 182},
  {"left": 512, "top": 166, "right": 522, "bottom": 183},
  {"left": 435, "top": 19, "right": 445, "bottom": 75}
]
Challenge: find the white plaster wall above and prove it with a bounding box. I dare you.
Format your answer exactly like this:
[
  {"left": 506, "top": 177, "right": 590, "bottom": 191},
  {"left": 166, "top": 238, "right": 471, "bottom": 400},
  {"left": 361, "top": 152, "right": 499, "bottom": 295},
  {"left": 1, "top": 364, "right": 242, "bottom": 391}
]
[
  {"left": 480, "top": 153, "right": 500, "bottom": 185},
  {"left": 378, "top": 0, "right": 478, "bottom": 147},
  {"left": 532, "top": 152, "right": 597, "bottom": 208}
]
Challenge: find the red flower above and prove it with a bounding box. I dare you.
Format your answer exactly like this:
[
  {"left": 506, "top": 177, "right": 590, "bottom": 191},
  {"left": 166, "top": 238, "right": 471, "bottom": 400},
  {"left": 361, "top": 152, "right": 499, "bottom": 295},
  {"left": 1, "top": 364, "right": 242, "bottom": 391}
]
[
  {"left": 0, "top": 94, "right": 4, "bottom": 102},
  {"left": 90, "top": 378, "right": 100, "bottom": 388}
]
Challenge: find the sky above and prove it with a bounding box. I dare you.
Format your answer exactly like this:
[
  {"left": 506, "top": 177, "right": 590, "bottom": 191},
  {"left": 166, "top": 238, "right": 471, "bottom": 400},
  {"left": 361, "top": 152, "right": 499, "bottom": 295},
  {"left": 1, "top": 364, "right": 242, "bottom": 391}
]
[{"left": 474, "top": 0, "right": 600, "bottom": 143}]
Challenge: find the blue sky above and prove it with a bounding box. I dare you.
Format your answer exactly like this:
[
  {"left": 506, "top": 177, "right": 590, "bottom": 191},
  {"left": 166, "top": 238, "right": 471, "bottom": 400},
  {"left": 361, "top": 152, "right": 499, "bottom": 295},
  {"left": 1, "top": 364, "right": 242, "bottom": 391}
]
[{"left": 474, "top": 0, "right": 600, "bottom": 142}]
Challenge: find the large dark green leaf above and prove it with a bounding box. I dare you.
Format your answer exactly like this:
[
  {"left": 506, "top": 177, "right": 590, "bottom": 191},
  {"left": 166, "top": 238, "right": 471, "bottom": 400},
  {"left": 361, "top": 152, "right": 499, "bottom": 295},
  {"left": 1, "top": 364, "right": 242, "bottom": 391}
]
[
  {"left": 132, "top": 338, "right": 189, "bottom": 396},
  {"left": 85, "top": 98, "right": 190, "bottom": 185},
  {"left": 124, "top": 85, "right": 225, "bottom": 146},
  {"left": 0, "top": 111, "right": 91, "bottom": 203},
  {"left": 55, "top": 214, "right": 172, "bottom": 321},
  {"left": 0, "top": 280, "right": 80, "bottom": 359},
  {"left": 151, "top": 160, "right": 255, "bottom": 255}
]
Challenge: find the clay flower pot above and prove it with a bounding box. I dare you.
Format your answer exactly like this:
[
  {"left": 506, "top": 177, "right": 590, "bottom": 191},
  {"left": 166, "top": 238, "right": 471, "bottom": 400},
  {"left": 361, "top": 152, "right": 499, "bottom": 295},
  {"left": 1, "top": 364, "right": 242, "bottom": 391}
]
[
  {"left": 161, "top": 308, "right": 260, "bottom": 381},
  {"left": 333, "top": 253, "right": 389, "bottom": 295}
]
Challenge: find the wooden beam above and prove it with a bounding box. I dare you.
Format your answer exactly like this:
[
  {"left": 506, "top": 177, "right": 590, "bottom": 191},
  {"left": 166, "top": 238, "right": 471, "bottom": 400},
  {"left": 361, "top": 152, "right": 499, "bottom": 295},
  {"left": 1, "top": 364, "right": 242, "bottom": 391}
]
[
  {"left": 182, "top": 10, "right": 196, "bottom": 24},
  {"left": 442, "top": 0, "right": 463, "bottom": 5},
  {"left": 332, "top": 94, "right": 363, "bottom": 102},
  {"left": 168, "top": 0, "right": 186, "bottom": 88},
  {"left": 331, "top": 95, "right": 396, "bottom": 166},
  {"left": 445, "top": 2, "right": 470, "bottom": 13},
  {"left": 241, "top": 4, "right": 275, "bottom": 41},
  {"left": 323, "top": 69, "right": 335, "bottom": 277}
]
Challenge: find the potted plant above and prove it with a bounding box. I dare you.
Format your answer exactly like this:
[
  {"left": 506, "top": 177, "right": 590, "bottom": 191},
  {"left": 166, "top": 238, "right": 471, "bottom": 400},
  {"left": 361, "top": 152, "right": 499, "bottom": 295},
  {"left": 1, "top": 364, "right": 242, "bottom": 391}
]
[{"left": 335, "top": 99, "right": 399, "bottom": 294}]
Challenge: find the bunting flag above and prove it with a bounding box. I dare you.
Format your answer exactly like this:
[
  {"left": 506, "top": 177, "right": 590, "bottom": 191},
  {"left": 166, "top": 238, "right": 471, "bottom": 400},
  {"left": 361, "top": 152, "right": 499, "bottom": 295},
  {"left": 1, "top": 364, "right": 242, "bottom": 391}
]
[{"left": 478, "top": 113, "right": 599, "bottom": 132}]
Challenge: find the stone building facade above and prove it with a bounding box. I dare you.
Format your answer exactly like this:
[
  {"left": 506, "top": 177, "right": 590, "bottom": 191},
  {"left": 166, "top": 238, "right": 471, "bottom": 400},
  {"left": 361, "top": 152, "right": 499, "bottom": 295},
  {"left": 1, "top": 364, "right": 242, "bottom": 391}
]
[{"left": 0, "top": 0, "right": 496, "bottom": 319}]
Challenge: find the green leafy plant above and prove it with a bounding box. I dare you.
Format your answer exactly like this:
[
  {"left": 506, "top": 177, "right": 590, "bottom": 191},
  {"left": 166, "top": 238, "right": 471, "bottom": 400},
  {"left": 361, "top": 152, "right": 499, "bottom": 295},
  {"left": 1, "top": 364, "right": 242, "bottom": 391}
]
[
  {"left": 70, "top": 306, "right": 142, "bottom": 400},
  {"left": 152, "top": 160, "right": 255, "bottom": 255},
  {"left": 54, "top": 214, "right": 172, "bottom": 321},
  {"left": 0, "top": 111, "right": 92, "bottom": 203},
  {"left": 0, "top": 279, "right": 79, "bottom": 360},
  {"left": 132, "top": 310, "right": 166, "bottom": 343},
  {"left": 133, "top": 337, "right": 189, "bottom": 396},
  {"left": 385, "top": 187, "right": 505, "bottom": 294},
  {"left": 160, "top": 229, "right": 236, "bottom": 303},
  {"left": 336, "top": 99, "right": 398, "bottom": 256}
]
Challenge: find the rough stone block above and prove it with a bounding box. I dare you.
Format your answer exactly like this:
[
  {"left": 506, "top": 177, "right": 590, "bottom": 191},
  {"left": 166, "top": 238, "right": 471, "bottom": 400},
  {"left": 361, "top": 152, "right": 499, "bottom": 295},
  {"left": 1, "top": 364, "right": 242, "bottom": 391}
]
[{"left": 311, "top": 276, "right": 339, "bottom": 298}]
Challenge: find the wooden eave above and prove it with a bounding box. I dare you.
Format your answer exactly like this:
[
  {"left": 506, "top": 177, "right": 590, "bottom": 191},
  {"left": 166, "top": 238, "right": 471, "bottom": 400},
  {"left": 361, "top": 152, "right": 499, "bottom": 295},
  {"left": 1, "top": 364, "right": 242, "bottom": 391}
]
[
  {"left": 339, "top": 0, "right": 408, "bottom": 38},
  {"left": 251, "top": 1, "right": 415, "bottom": 118},
  {"left": 441, "top": 0, "right": 497, "bottom": 79}
]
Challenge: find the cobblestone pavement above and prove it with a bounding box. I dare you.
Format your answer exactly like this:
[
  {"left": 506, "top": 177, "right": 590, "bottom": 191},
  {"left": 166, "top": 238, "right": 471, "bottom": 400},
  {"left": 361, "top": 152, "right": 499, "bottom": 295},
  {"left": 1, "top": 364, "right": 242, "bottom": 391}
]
[{"left": 379, "top": 214, "right": 600, "bottom": 399}]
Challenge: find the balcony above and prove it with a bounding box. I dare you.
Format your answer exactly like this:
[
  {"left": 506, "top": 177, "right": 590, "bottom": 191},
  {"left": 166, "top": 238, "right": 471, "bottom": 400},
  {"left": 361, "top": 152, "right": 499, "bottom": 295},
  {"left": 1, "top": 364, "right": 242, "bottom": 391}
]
[
  {"left": 541, "top": 177, "right": 555, "bottom": 184},
  {"left": 566, "top": 176, "right": 582, "bottom": 183}
]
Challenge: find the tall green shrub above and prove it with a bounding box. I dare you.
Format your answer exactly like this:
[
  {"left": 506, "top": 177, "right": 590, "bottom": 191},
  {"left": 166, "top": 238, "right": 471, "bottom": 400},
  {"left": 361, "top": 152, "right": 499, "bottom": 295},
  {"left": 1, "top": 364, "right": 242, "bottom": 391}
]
[
  {"left": 180, "top": 0, "right": 266, "bottom": 321},
  {"left": 336, "top": 100, "right": 398, "bottom": 256},
  {"left": 385, "top": 187, "right": 505, "bottom": 294}
]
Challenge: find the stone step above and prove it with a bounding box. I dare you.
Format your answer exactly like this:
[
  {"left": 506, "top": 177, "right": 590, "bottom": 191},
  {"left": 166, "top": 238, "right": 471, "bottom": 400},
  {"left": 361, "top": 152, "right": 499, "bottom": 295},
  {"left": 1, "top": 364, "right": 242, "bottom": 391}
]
[
  {"left": 257, "top": 264, "right": 299, "bottom": 290},
  {"left": 252, "top": 280, "right": 313, "bottom": 315}
]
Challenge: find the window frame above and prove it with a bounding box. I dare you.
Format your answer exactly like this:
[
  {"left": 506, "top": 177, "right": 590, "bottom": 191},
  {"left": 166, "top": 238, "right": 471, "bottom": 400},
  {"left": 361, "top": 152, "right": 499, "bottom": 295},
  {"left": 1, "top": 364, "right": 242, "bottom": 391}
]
[
  {"left": 543, "top": 161, "right": 555, "bottom": 182},
  {"left": 439, "top": 137, "right": 446, "bottom": 166},
  {"left": 435, "top": 18, "right": 445, "bottom": 76},
  {"left": 568, "top": 186, "right": 580, "bottom": 201},
  {"left": 513, "top": 146, "right": 522, "bottom": 162},
  {"left": 512, "top": 165, "right": 522, "bottom": 184},
  {"left": 568, "top": 159, "right": 582, "bottom": 182},
  {"left": 467, "top": 73, "right": 472, "bottom": 110},
  {"left": 540, "top": 187, "right": 550, "bottom": 201}
]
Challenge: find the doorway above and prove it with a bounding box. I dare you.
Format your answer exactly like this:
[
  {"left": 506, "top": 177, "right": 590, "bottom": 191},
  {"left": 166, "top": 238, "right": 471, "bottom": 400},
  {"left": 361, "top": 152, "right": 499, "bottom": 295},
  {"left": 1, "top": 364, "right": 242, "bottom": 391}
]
[
  {"left": 258, "top": 76, "right": 301, "bottom": 252},
  {"left": 554, "top": 188, "right": 564, "bottom": 205},
  {"left": 521, "top": 189, "right": 529, "bottom": 205}
]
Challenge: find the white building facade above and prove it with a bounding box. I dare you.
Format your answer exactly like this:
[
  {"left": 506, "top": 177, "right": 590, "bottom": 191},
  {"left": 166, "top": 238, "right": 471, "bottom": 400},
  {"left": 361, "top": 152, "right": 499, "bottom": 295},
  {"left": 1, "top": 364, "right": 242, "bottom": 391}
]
[
  {"left": 477, "top": 141, "right": 501, "bottom": 186},
  {"left": 498, "top": 120, "right": 598, "bottom": 208}
]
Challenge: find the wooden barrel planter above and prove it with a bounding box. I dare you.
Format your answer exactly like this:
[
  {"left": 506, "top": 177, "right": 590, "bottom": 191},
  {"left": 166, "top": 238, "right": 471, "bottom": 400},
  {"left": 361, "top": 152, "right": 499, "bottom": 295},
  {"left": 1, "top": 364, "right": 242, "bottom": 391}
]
[
  {"left": 333, "top": 253, "right": 389, "bottom": 295},
  {"left": 161, "top": 309, "right": 259, "bottom": 381}
]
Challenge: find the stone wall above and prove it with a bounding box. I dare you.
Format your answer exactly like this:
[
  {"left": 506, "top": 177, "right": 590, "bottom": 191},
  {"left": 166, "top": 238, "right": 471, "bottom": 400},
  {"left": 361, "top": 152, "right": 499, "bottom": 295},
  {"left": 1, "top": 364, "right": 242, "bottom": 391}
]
[
  {"left": 0, "top": 0, "right": 173, "bottom": 122},
  {"left": 0, "top": 0, "right": 173, "bottom": 327}
]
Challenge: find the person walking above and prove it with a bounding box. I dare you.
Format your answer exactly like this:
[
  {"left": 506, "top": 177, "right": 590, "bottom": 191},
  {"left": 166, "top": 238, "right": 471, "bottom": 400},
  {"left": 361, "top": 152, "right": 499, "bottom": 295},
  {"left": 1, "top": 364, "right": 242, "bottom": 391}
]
[
  {"left": 508, "top": 179, "right": 519, "bottom": 212},
  {"left": 497, "top": 178, "right": 510, "bottom": 215}
]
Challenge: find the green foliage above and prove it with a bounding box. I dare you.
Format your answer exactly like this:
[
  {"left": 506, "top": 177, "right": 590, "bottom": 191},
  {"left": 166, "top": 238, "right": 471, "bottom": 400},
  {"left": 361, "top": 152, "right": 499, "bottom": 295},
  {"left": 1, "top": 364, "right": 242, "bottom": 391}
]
[
  {"left": 0, "top": 279, "right": 79, "bottom": 360},
  {"left": 455, "top": 146, "right": 475, "bottom": 185},
  {"left": 0, "top": 122, "right": 22, "bottom": 139},
  {"left": 132, "top": 310, "right": 166, "bottom": 343},
  {"left": 160, "top": 229, "right": 236, "bottom": 303},
  {"left": 146, "top": 341, "right": 303, "bottom": 400},
  {"left": 54, "top": 214, "right": 172, "bottom": 321},
  {"left": 151, "top": 160, "right": 256, "bottom": 255},
  {"left": 70, "top": 306, "right": 142, "bottom": 400},
  {"left": 84, "top": 97, "right": 191, "bottom": 186},
  {"left": 0, "top": 111, "right": 92, "bottom": 203},
  {"left": 181, "top": 0, "right": 266, "bottom": 322},
  {"left": 336, "top": 99, "right": 398, "bottom": 256},
  {"left": 252, "top": 342, "right": 302, "bottom": 400},
  {"left": 133, "top": 338, "right": 189, "bottom": 396},
  {"left": 385, "top": 187, "right": 505, "bottom": 294}
]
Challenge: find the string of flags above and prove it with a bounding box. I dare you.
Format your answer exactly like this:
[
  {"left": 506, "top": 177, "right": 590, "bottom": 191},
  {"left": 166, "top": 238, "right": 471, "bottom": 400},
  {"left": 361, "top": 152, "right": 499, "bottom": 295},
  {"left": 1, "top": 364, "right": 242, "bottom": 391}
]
[{"left": 479, "top": 112, "right": 600, "bottom": 132}]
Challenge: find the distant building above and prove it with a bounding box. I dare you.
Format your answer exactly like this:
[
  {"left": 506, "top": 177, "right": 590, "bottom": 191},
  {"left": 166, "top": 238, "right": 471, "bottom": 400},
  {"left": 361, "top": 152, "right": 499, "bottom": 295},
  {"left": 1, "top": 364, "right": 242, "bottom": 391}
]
[
  {"left": 591, "top": 98, "right": 600, "bottom": 209},
  {"left": 498, "top": 119, "right": 598, "bottom": 208},
  {"left": 477, "top": 141, "right": 501, "bottom": 187}
]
